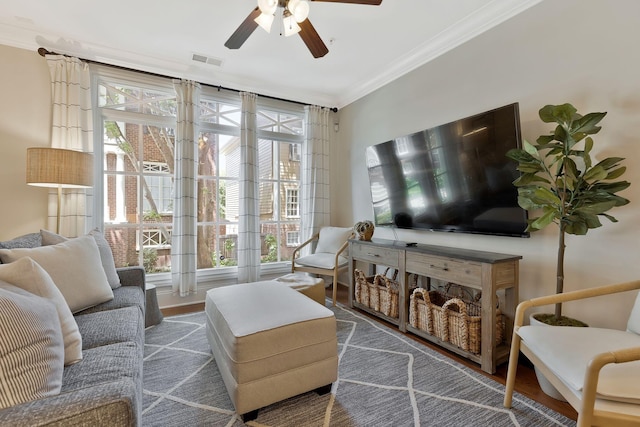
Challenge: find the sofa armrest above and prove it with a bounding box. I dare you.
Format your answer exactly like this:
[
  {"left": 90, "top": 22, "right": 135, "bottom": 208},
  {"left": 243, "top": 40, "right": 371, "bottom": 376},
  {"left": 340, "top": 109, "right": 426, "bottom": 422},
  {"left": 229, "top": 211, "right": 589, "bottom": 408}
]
[
  {"left": 116, "top": 266, "right": 146, "bottom": 291},
  {"left": 0, "top": 379, "right": 139, "bottom": 427}
]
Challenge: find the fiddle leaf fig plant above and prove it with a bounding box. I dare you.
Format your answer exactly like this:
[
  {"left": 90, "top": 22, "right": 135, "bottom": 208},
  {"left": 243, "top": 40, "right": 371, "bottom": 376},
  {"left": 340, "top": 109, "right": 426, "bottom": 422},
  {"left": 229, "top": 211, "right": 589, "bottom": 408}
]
[{"left": 507, "top": 103, "right": 630, "bottom": 324}]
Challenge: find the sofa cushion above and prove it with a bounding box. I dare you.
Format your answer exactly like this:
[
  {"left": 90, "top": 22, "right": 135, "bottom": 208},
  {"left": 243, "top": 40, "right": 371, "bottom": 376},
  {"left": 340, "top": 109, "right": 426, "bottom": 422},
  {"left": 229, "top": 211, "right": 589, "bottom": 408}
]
[
  {"left": 0, "top": 257, "right": 82, "bottom": 365},
  {"left": 0, "top": 283, "right": 64, "bottom": 409},
  {"left": 41, "top": 229, "right": 122, "bottom": 290},
  {"left": 75, "top": 306, "right": 144, "bottom": 350},
  {"left": 0, "top": 232, "right": 41, "bottom": 250},
  {"left": 61, "top": 342, "right": 141, "bottom": 394},
  {"left": 0, "top": 235, "right": 114, "bottom": 313},
  {"left": 74, "top": 285, "right": 144, "bottom": 316}
]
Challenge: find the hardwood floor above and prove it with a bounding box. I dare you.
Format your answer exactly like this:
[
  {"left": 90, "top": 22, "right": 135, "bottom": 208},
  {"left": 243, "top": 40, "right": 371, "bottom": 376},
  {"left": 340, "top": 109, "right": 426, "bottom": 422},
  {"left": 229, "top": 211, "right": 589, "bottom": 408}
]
[{"left": 161, "top": 284, "right": 577, "bottom": 422}]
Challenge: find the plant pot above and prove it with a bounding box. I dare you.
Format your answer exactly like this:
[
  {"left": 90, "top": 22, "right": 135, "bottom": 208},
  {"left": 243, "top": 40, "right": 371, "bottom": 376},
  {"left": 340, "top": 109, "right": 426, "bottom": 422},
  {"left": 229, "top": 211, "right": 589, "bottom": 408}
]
[{"left": 529, "top": 314, "right": 568, "bottom": 402}]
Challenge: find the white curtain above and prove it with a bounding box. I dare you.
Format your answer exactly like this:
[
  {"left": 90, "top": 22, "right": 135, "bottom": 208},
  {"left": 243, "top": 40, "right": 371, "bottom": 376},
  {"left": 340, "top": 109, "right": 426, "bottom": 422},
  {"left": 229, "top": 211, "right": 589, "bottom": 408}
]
[
  {"left": 237, "top": 92, "right": 261, "bottom": 283},
  {"left": 301, "top": 105, "right": 332, "bottom": 252},
  {"left": 171, "top": 80, "right": 200, "bottom": 296},
  {"left": 46, "top": 55, "right": 93, "bottom": 237}
]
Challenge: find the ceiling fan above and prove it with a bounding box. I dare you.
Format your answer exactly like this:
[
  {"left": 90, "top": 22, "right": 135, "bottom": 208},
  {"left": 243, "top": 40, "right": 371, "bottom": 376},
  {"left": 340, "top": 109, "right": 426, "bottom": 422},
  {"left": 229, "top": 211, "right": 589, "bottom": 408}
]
[{"left": 225, "top": 0, "right": 383, "bottom": 58}]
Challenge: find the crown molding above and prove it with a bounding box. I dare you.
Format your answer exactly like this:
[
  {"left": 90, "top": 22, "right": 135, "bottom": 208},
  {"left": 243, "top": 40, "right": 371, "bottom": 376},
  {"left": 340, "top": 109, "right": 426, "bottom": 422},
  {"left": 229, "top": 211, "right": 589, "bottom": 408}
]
[{"left": 335, "top": 0, "right": 544, "bottom": 109}]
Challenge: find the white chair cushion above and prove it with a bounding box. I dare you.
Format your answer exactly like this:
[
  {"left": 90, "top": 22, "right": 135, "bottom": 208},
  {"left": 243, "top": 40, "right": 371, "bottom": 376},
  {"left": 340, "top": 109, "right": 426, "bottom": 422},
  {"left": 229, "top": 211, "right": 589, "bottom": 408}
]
[
  {"left": 295, "top": 253, "right": 348, "bottom": 269},
  {"left": 627, "top": 292, "right": 640, "bottom": 334},
  {"left": 519, "top": 325, "right": 640, "bottom": 403},
  {"left": 314, "top": 227, "right": 351, "bottom": 254}
]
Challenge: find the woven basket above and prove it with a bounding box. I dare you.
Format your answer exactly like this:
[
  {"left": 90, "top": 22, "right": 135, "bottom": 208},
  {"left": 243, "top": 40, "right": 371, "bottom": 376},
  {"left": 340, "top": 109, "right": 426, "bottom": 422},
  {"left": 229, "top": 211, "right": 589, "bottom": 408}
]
[
  {"left": 409, "top": 288, "right": 504, "bottom": 355},
  {"left": 354, "top": 268, "right": 399, "bottom": 318}
]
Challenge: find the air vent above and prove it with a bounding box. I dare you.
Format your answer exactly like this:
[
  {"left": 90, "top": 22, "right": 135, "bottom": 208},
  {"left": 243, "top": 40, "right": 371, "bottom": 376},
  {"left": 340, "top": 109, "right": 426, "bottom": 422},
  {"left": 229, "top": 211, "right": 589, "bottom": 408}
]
[{"left": 192, "top": 53, "right": 223, "bottom": 67}]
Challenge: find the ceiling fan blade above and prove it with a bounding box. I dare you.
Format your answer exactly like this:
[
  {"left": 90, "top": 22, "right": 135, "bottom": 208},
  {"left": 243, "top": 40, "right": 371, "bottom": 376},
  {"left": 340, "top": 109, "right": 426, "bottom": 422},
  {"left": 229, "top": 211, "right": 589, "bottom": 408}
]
[
  {"left": 310, "top": 0, "right": 382, "bottom": 5},
  {"left": 298, "top": 19, "right": 329, "bottom": 58},
  {"left": 224, "top": 7, "right": 261, "bottom": 50}
]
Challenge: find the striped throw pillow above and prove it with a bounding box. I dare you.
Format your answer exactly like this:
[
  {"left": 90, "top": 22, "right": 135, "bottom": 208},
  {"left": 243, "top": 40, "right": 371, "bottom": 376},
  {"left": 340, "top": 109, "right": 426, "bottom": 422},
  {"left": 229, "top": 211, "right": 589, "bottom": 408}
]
[{"left": 0, "top": 284, "right": 64, "bottom": 409}]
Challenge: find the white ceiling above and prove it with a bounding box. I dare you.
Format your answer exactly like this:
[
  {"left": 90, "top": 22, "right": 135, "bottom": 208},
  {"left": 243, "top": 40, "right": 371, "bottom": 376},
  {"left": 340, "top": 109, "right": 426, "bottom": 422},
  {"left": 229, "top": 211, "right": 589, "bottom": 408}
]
[{"left": 0, "top": 0, "right": 541, "bottom": 108}]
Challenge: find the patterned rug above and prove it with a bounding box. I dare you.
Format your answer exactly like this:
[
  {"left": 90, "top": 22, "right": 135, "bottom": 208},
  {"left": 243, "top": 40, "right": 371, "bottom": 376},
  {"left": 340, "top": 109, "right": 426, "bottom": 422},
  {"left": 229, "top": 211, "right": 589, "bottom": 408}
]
[{"left": 142, "top": 301, "right": 575, "bottom": 426}]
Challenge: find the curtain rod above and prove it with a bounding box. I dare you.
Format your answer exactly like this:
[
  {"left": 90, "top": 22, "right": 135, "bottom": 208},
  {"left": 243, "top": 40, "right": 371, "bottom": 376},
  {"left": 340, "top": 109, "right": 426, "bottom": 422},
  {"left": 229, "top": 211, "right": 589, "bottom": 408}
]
[{"left": 37, "top": 48, "right": 338, "bottom": 113}]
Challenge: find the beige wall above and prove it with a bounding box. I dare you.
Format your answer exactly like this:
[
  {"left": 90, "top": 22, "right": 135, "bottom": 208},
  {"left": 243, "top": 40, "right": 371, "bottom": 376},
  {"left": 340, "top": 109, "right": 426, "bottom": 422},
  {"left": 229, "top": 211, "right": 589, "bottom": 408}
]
[
  {"left": 335, "top": 0, "right": 640, "bottom": 329},
  {"left": 0, "top": 45, "right": 51, "bottom": 239}
]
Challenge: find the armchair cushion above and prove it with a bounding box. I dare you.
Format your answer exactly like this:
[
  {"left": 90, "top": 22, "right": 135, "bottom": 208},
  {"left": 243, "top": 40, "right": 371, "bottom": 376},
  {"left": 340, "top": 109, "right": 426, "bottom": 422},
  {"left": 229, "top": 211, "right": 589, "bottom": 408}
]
[
  {"left": 519, "top": 325, "right": 640, "bottom": 404},
  {"left": 295, "top": 253, "right": 348, "bottom": 270},
  {"left": 627, "top": 292, "right": 640, "bottom": 335},
  {"left": 314, "top": 227, "right": 351, "bottom": 254}
]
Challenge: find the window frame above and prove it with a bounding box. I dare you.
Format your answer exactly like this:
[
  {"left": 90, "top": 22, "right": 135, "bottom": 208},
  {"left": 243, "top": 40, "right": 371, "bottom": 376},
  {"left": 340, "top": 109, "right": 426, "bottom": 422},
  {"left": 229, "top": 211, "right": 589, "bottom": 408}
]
[{"left": 91, "top": 65, "right": 307, "bottom": 286}]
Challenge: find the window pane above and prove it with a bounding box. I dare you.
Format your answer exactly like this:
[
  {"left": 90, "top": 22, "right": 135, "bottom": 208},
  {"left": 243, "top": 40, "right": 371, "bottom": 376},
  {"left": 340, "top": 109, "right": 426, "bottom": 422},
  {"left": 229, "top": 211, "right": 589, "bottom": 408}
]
[
  {"left": 257, "top": 110, "right": 303, "bottom": 135},
  {"left": 280, "top": 142, "right": 300, "bottom": 179},
  {"left": 104, "top": 225, "right": 139, "bottom": 268},
  {"left": 99, "top": 81, "right": 176, "bottom": 116},
  {"left": 199, "top": 100, "right": 241, "bottom": 126},
  {"left": 103, "top": 119, "right": 175, "bottom": 276}
]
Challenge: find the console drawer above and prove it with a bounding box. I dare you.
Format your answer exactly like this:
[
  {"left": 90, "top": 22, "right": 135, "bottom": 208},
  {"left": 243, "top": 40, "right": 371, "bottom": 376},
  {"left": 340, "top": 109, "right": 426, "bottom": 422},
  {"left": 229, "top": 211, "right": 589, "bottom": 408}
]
[
  {"left": 406, "top": 252, "right": 481, "bottom": 287},
  {"left": 350, "top": 243, "right": 401, "bottom": 267}
]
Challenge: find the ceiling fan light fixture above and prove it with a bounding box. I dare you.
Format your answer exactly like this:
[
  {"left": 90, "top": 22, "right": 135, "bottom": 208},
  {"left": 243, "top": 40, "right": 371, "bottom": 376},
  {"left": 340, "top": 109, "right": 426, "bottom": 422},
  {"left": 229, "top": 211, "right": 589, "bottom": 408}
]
[
  {"left": 288, "top": 0, "right": 310, "bottom": 23},
  {"left": 254, "top": 12, "right": 275, "bottom": 33},
  {"left": 282, "top": 11, "right": 301, "bottom": 36},
  {"left": 257, "top": 0, "right": 277, "bottom": 15}
]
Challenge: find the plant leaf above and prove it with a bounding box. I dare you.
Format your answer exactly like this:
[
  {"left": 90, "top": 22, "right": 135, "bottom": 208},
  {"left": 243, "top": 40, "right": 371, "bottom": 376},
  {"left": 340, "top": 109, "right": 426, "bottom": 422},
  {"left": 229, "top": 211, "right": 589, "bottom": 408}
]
[
  {"left": 530, "top": 208, "right": 557, "bottom": 229},
  {"left": 540, "top": 103, "right": 577, "bottom": 125},
  {"left": 594, "top": 157, "right": 625, "bottom": 170},
  {"left": 606, "top": 166, "right": 626, "bottom": 180},
  {"left": 572, "top": 112, "right": 606, "bottom": 135},
  {"left": 583, "top": 165, "right": 608, "bottom": 182}
]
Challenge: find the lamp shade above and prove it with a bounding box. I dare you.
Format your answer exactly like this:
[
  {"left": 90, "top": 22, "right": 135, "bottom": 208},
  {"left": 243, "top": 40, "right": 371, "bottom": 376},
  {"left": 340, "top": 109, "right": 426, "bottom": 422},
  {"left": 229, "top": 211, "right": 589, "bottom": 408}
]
[{"left": 26, "top": 147, "right": 93, "bottom": 188}]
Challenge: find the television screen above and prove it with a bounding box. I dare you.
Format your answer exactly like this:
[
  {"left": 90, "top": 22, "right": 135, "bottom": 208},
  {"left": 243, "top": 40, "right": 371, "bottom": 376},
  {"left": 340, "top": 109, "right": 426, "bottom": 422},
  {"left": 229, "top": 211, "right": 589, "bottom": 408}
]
[{"left": 366, "top": 103, "right": 529, "bottom": 237}]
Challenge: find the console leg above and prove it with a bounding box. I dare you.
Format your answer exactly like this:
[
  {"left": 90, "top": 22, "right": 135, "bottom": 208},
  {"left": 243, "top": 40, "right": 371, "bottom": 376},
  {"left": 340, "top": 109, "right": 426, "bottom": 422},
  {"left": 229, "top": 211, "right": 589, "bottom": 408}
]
[
  {"left": 241, "top": 409, "right": 259, "bottom": 422},
  {"left": 314, "top": 383, "right": 332, "bottom": 395}
]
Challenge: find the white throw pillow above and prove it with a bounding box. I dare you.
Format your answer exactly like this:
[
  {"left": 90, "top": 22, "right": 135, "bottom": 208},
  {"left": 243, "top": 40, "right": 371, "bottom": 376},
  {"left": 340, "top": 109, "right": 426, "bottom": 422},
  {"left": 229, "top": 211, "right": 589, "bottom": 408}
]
[
  {"left": 40, "top": 228, "right": 122, "bottom": 290},
  {"left": 314, "top": 227, "right": 352, "bottom": 254},
  {"left": 0, "top": 257, "right": 82, "bottom": 365},
  {"left": 0, "top": 235, "right": 114, "bottom": 313},
  {"left": 0, "top": 283, "right": 64, "bottom": 409}
]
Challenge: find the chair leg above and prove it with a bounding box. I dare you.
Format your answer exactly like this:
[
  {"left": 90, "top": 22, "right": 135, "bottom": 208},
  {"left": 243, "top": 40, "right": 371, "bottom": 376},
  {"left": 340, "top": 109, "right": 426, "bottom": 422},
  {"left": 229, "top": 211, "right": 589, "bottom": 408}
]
[
  {"left": 503, "top": 333, "right": 522, "bottom": 408},
  {"left": 332, "top": 270, "right": 338, "bottom": 306}
]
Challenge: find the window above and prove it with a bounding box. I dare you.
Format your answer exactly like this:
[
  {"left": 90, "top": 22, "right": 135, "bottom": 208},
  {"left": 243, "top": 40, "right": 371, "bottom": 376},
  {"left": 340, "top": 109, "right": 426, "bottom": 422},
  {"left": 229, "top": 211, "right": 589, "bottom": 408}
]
[
  {"left": 94, "top": 67, "right": 305, "bottom": 279},
  {"left": 289, "top": 143, "right": 301, "bottom": 161},
  {"left": 143, "top": 162, "right": 173, "bottom": 214},
  {"left": 196, "top": 93, "right": 242, "bottom": 269},
  {"left": 285, "top": 188, "right": 299, "bottom": 218},
  {"left": 286, "top": 231, "right": 300, "bottom": 247},
  {"left": 256, "top": 107, "right": 303, "bottom": 264},
  {"left": 97, "top": 72, "right": 176, "bottom": 274}
]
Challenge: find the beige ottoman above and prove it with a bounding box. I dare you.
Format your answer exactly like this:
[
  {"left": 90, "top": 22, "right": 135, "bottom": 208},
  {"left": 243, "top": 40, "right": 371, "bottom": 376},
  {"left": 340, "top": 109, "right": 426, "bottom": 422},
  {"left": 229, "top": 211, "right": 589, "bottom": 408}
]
[
  {"left": 275, "top": 272, "right": 325, "bottom": 305},
  {"left": 205, "top": 281, "right": 338, "bottom": 422}
]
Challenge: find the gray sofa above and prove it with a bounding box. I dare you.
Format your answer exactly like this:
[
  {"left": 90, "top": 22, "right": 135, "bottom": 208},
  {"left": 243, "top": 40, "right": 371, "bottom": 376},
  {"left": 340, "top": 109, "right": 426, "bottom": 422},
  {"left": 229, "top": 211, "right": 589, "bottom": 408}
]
[{"left": 0, "top": 266, "right": 146, "bottom": 427}]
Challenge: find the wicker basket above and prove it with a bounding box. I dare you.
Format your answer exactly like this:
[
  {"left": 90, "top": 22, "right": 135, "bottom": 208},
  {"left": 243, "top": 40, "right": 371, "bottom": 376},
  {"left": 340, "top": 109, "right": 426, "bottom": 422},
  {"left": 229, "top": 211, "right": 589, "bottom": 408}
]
[
  {"left": 354, "top": 268, "right": 399, "bottom": 318},
  {"left": 409, "top": 287, "right": 504, "bottom": 355}
]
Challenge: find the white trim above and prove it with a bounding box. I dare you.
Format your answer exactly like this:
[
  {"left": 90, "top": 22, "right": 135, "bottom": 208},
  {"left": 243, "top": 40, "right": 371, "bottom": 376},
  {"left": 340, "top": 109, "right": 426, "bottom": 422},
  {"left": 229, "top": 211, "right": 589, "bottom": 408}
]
[{"left": 336, "top": 0, "right": 544, "bottom": 108}]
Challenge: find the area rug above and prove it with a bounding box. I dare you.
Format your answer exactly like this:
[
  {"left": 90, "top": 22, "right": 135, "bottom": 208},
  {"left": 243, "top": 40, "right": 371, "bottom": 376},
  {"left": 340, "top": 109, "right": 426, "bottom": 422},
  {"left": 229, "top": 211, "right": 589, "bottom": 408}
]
[{"left": 142, "top": 301, "right": 575, "bottom": 427}]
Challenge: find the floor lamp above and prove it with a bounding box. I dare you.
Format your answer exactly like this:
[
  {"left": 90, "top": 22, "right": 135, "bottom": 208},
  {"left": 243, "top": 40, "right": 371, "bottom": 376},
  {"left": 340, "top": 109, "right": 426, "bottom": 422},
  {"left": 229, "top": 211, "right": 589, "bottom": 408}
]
[{"left": 26, "top": 147, "right": 94, "bottom": 235}]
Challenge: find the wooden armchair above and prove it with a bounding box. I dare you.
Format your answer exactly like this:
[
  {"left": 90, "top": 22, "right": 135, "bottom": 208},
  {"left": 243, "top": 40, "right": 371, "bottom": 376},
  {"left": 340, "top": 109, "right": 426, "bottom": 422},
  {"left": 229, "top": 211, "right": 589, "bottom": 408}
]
[
  {"left": 504, "top": 280, "right": 640, "bottom": 427},
  {"left": 291, "top": 226, "right": 353, "bottom": 306}
]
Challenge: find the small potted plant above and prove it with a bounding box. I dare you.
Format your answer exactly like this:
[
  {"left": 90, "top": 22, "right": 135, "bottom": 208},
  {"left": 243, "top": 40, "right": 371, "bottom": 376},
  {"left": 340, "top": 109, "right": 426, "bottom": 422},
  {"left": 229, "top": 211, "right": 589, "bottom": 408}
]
[{"left": 507, "top": 103, "right": 630, "bottom": 325}]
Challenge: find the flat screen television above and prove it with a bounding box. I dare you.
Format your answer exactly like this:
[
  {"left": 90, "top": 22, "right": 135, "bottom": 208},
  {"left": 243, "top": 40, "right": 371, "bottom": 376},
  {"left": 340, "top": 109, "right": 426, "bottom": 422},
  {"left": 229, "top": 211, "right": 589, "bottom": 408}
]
[{"left": 365, "top": 102, "right": 529, "bottom": 238}]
